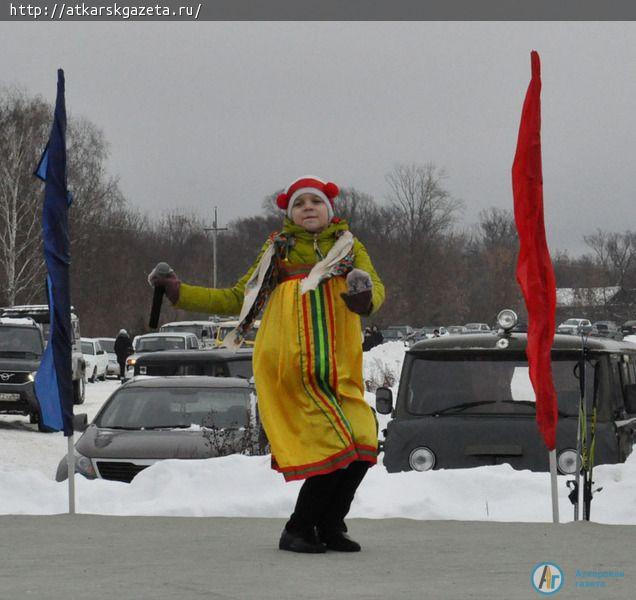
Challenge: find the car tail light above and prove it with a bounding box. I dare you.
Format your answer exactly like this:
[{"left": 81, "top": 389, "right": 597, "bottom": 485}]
[{"left": 409, "top": 447, "right": 436, "bottom": 472}]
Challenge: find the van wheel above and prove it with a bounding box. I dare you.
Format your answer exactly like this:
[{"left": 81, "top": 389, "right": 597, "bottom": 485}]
[
  {"left": 89, "top": 368, "right": 96, "bottom": 383},
  {"left": 73, "top": 377, "right": 85, "bottom": 405}
]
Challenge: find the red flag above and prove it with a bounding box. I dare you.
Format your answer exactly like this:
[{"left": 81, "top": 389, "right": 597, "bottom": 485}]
[{"left": 512, "top": 51, "right": 558, "bottom": 450}]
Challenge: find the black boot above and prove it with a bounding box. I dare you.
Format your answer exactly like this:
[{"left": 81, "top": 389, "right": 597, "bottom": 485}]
[
  {"left": 320, "top": 531, "right": 361, "bottom": 552},
  {"left": 281, "top": 470, "right": 344, "bottom": 553},
  {"left": 279, "top": 527, "right": 326, "bottom": 554}
]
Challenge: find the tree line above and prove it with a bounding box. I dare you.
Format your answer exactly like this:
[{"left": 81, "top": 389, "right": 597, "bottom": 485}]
[{"left": 1, "top": 88, "right": 635, "bottom": 338}]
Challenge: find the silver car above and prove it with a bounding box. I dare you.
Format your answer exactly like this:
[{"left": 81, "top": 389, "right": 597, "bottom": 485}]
[{"left": 56, "top": 376, "right": 267, "bottom": 483}]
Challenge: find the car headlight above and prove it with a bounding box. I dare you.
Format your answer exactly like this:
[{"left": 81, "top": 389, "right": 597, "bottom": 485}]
[
  {"left": 497, "top": 309, "right": 518, "bottom": 331},
  {"left": 557, "top": 449, "right": 579, "bottom": 475},
  {"left": 126, "top": 358, "right": 136, "bottom": 366},
  {"left": 74, "top": 451, "right": 97, "bottom": 478},
  {"left": 28, "top": 371, "right": 38, "bottom": 382},
  {"left": 409, "top": 447, "right": 436, "bottom": 472}
]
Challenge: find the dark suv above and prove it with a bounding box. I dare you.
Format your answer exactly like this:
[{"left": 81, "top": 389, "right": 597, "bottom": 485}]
[
  {"left": 591, "top": 321, "right": 622, "bottom": 341},
  {"left": 0, "top": 317, "right": 47, "bottom": 429},
  {"left": 133, "top": 348, "right": 253, "bottom": 379},
  {"left": 377, "top": 321, "right": 636, "bottom": 475}
]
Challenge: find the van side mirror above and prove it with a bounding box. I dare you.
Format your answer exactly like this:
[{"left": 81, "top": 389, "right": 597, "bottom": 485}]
[
  {"left": 73, "top": 413, "right": 88, "bottom": 432},
  {"left": 375, "top": 387, "right": 393, "bottom": 415},
  {"left": 624, "top": 384, "right": 636, "bottom": 414}
]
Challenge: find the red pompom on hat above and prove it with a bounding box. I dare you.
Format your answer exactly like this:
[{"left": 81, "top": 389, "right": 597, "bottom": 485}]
[{"left": 276, "top": 175, "right": 340, "bottom": 220}]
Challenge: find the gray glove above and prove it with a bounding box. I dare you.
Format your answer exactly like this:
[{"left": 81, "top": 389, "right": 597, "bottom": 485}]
[
  {"left": 345, "top": 269, "right": 372, "bottom": 294},
  {"left": 148, "top": 262, "right": 181, "bottom": 304}
]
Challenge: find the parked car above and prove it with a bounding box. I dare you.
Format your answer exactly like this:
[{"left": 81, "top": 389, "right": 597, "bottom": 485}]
[
  {"left": 55, "top": 376, "right": 268, "bottom": 482},
  {"left": 97, "top": 337, "right": 120, "bottom": 377},
  {"left": 214, "top": 320, "right": 260, "bottom": 348},
  {"left": 133, "top": 348, "right": 253, "bottom": 379},
  {"left": 556, "top": 318, "right": 592, "bottom": 335},
  {"left": 446, "top": 325, "right": 468, "bottom": 335},
  {"left": 409, "top": 327, "right": 448, "bottom": 344},
  {"left": 160, "top": 321, "right": 217, "bottom": 349},
  {"left": 464, "top": 322, "right": 491, "bottom": 333},
  {"left": 381, "top": 325, "right": 415, "bottom": 343},
  {"left": 377, "top": 311, "right": 636, "bottom": 474},
  {"left": 620, "top": 320, "right": 636, "bottom": 337},
  {"left": 0, "top": 317, "right": 48, "bottom": 430},
  {"left": 81, "top": 338, "right": 109, "bottom": 382},
  {"left": 0, "top": 305, "right": 85, "bottom": 404},
  {"left": 124, "top": 332, "right": 200, "bottom": 380},
  {"left": 590, "top": 321, "right": 623, "bottom": 341}
]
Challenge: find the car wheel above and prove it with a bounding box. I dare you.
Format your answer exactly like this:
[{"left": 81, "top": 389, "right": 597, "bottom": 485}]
[
  {"left": 73, "top": 376, "right": 85, "bottom": 405},
  {"left": 89, "top": 368, "right": 96, "bottom": 383},
  {"left": 99, "top": 370, "right": 106, "bottom": 382},
  {"left": 33, "top": 408, "right": 55, "bottom": 433}
]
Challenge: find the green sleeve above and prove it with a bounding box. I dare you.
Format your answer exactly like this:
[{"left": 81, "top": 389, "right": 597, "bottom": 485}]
[
  {"left": 175, "top": 240, "right": 272, "bottom": 316},
  {"left": 353, "top": 239, "right": 385, "bottom": 315}
]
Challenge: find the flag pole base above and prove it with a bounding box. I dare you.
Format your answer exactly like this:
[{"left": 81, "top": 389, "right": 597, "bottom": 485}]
[
  {"left": 549, "top": 448, "right": 559, "bottom": 523},
  {"left": 67, "top": 434, "right": 75, "bottom": 514}
]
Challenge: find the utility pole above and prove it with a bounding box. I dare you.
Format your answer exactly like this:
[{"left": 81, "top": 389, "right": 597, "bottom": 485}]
[{"left": 204, "top": 207, "right": 228, "bottom": 288}]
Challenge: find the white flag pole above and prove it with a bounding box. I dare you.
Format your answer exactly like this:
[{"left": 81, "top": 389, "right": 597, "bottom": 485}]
[
  {"left": 66, "top": 434, "right": 75, "bottom": 514},
  {"left": 549, "top": 449, "right": 559, "bottom": 523}
]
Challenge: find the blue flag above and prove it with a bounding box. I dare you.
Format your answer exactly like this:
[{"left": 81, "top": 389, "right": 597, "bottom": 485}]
[{"left": 33, "top": 69, "right": 74, "bottom": 436}]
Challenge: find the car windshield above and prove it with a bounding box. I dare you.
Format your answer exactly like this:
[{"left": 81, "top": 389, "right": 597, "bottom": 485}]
[
  {"left": 162, "top": 324, "right": 203, "bottom": 337},
  {"left": 405, "top": 357, "right": 598, "bottom": 417},
  {"left": 81, "top": 341, "right": 95, "bottom": 355},
  {"left": 96, "top": 386, "right": 252, "bottom": 429},
  {"left": 137, "top": 336, "right": 185, "bottom": 352},
  {"left": 0, "top": 327, "right": 43, "bottom": 357},
  {"left": 99, "top": 339, "right": 115, "bottom": 352},
  {"left": 563, "top": 319, "right": 581, "bottom": 326}
]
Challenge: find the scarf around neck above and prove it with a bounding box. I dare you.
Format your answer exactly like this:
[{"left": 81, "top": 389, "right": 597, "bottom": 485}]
[{"left": 223, "top": 221, "right": 354, "bottom": 350}]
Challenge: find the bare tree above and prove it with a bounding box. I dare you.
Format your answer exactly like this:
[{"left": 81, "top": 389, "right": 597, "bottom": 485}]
[
  {"left": 584, "top": 229, "right": 636, "bottom": 287},
  {"left": 0, "top": 90, "right": 50, "bottom": 306},
  {"left": 385, "top": 163, "right": 462, "bottom": 246}
]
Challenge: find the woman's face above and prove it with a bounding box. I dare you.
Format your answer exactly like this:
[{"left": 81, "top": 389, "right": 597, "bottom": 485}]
[{"left": 290, "top": 193, "right": 330, "bottom": 233}]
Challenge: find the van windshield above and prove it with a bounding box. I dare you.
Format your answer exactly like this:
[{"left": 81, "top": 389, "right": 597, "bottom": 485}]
[{"left": 406, "top": 357, "right": 598, "bottom": 417}]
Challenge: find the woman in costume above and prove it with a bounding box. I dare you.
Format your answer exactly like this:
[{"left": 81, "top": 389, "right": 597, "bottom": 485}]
[{"left": 149, "top": 176, "right": 384, "bottom": 553}]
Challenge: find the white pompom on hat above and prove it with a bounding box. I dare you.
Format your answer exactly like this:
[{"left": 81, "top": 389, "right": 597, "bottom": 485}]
[{"left": 276, "top": 175, "right": 339, "bottom": 220}]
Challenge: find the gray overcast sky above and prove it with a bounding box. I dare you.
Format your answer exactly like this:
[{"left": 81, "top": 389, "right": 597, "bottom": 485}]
[{"left": 2, "top": 22, "right": 635, "bottom": 255}]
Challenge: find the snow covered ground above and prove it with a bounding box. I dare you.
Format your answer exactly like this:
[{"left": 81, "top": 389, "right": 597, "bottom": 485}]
[{"left": 1, "top": 340, "right": 635, "bottom": 523}]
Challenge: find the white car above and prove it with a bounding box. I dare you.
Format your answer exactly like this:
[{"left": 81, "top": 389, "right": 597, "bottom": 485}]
[
  {"left": 464, "top": 323, "right": 491, "bottom": 333},
  {"left": 125, "top": 332, "right": 200, "bottom": 380},
  {"left": 81, "top": 338, "right": 109, "bottom": 383},
  {"left": 160, "top": 321, "right": 217, "bottom": 349},
  {"left": 557, "top": 318, "right": 593, "bottom": 335},
  {"left": 97, "top": 337, "right": 120, "bottom": 377}
]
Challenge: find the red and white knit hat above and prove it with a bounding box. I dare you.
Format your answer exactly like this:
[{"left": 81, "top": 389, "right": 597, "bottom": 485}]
[{"left": 276, "top": 175, "right": 339, "bottom": 220}]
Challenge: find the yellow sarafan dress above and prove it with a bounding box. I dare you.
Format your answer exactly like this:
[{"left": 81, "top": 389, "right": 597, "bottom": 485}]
[{"left": 176, "top": 219, "right": 385, "bottom": 481}]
